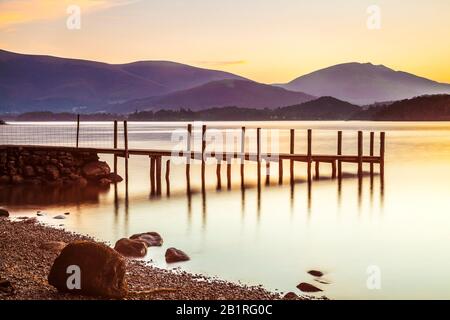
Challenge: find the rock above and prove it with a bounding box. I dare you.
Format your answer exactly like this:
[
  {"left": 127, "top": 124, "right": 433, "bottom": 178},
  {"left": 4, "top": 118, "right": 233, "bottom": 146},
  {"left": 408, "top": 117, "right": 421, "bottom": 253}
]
[
  {"left": 114, "top": 238, "right": 147, "bottom": 258},
  {"left": 296, "top": 282, "right": 322, "bottom": 293},
  {"left": 48, "top": 241, "right": 127, "bottom": 298},
  {"left": 23, "top": 165, "right": 35, "bottom": 177},
  {"left": 0, "top": 280, "right": 14, "bottom": 296},
  {"left": 53, "top": 215, "right": 66, "bottom": 220},
  {"left": 107, "top": 173, "right": 123, "bottom": 183},
  {"left": 283, "top": 292, "right": 299, "bottom": 300},
  {"left": 11, "top": 175, "right": 24, "bottom": 184},
  {"left": 37, "top": 212, "right": 45, "bottom": 216},
  {"left": 130, "top": 232, "right": 163, "bottom": 247},
  {"left": 82, "top": 161, "right": 111, "bottom": 180},
  {"left": 0, "top": 175, "right": 10, "bottom": 184},
  {"left": 40, "top": 241, "right": 67, "bottom": 252},
  {"left": 45, "top": 165, "right": 60, "bottom": 180},
  {"left": 307, "top": 270, "right": 324, "bottom": 277},
  {"left": 165, "top": 247, "right": 190, "bottom": 263},
  {"left": 64, "top": 212, "right": 70, "bottom": 215},
  {"left": 0, "top": 208, "right": 9, "bottom": 217}
]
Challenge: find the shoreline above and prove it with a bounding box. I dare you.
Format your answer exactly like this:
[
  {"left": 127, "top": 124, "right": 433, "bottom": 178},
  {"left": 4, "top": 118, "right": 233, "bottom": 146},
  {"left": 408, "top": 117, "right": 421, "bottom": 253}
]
[{"left": 0, "top": 217, "right": 307, "bottom": 300}]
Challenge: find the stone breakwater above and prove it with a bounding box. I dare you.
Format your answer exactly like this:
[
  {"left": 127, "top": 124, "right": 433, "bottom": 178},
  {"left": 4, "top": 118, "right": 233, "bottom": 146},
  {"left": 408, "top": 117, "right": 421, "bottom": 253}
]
[{"left": 0, "top": 147, "right": 122, "bottom": 186}]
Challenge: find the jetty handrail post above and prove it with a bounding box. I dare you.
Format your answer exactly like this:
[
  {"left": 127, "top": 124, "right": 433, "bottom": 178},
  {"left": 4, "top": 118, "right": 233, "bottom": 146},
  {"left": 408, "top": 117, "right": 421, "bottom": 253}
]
[
  {"left": 186, "top": 123, "right": 192, "bottom": 179},
  {"left": 256, "top": 128, "right": 262, "bottom": 185},
  {"left": 337, "top": 130, "right": 342, "bottom": 179},
  {"left": 76, "top": 114, "right": 80, "bottom": 148},
  {"left": 370, "top": 132, "right": 375, "bottom": 176},
  {"left": 289, "top": 129, "right": 295, "bottom": 183},
  {"left": 380, "top": 132, "right": 386, "bottom": 177},
  {"left": 307, "top": 129, "right": 312, "bottom": 182},
  {"left": 201, "top": 124, "right": 207, "bottom": 183},
  {"left": 123, "top": 120, "right": 129, "bottom": 183},
  {"left": 113, "top": 120, "right": 118, "bottom": 174},
  {"left": 357, "top": 131, "right": 363, "bottom": 177},
  {"left": 240, "top": 126, "right": 246, "bottom": 183}
]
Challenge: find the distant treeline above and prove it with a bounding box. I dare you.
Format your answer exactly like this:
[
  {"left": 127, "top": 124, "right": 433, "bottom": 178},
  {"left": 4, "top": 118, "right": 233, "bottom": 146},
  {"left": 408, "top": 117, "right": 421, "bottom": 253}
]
[{"left": 2, "top": 95, "right": 450, "bottom": 122}]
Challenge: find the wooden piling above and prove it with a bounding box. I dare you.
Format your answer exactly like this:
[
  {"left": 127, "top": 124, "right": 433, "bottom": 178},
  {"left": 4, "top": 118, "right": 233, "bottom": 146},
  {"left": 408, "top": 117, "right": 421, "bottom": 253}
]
[
  {"left": 332, "top": 160, "right": 337, "bottom": 179},
  {"left": 357, "top": 131, "right": 363, "bottom": 177},
  {"left": 216, "top": 160, "right": 222, "bottom": 189},
  {"left": 156, "top": 156, "right": 162, "bottom": 195},
  {"left": 315, "top": 161, "right": 320, "bottom": 179},
  {"left": 150, "top": 156, "right": 155, "bottom": 195},
  {"left": 265, "top": 161, "right": 270, "bottom": 185},
  {"left": 370, "top": 132, "right": 374, "bottom": 176},
  {"left": 227, "top": 162, "right": 232, "bottom": 189},
  {"left": 380, "top": 132, "right": 385, "bottom": 178},
  {"left": 76, "top": 114, "right": 80, "bottom": 148},
  {"left": 240, "top": 127, "right": 245, "bottom": 182},
  {"left": 113, "top": 120, "right": 118, "bottom": 175},
  {"left": 278, "top": 159, "right": 283, "bottom": 185},
  {"left": 307, "top": 129, "right": 312, "bottom": 182},
  {"left": 165, "top": 159, "right": 170, "bottom": 196},
  {"left": 290, "top": 129, "right": 295, "bottom": 182},
  {"left": 337, "top": 131, "right": 342, "bottom": 179},
  {"left": 124, "top": 120, "right": 129, "bottom": 183},
  {"left": 256, "top": 128, "right": 261, "bottom": 162},
  {"left": 201, "top": 125, "right": 206, "bottom": 184},
  {"left": 186, "top": 124, "right": 192, "bottom": 180}
]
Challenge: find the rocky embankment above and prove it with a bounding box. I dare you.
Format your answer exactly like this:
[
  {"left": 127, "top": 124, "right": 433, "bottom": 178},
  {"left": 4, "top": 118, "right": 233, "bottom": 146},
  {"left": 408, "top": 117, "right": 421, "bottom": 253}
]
[{"left": 0, "top": 147, "right": 122, "bottom": 186}]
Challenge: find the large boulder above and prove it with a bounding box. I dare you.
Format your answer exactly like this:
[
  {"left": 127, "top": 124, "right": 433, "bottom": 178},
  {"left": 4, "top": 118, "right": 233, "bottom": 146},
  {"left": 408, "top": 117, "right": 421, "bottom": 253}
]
[
  {"left": 165, "top": 247, "right": 190, "bottom": 263},
  {"left": 130, "top": 232, "right": 163, "bottom": 247},
  {"left": 114, "top": 238, "right": 147, "bottom": 258},
  {"left": 48, "top": 241, "right": 127, "bottom": 298},
  {"left": 82, "top": 161, "right": 111, "bottom": 180},
  {"left": 40, "top": 241, "right": 67, "bottom": 253},
  {"left": 0, "top": 208, "right": 9, "bottom": 217}
]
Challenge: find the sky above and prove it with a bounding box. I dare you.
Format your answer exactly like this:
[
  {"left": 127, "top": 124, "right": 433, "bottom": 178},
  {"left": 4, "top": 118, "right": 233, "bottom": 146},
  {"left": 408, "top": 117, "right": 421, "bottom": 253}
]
[{"left": 0, "top": 0, "right": 449, "bottom": 84}]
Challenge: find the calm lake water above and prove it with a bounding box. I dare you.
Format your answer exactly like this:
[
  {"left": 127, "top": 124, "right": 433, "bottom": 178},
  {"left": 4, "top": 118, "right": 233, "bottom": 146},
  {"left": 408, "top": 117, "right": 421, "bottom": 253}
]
[{"left": 2, "top": 121, "right": 450, "bottom": 299}]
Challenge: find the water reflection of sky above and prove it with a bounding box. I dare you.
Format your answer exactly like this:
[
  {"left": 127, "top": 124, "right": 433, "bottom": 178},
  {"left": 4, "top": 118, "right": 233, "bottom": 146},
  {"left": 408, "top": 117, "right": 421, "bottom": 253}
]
[{"left": 2, "top": 121, "right": 450, "bottom": 299}]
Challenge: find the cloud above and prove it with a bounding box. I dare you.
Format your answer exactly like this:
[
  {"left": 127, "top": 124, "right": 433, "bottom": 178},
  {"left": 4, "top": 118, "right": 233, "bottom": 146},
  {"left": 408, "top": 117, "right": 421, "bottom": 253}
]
[
  {"left": 197, "top": 60, "right": 247, "bottom": 67},
  {"left": 0, "top": 0, "right": 140, "bottom": 29}
]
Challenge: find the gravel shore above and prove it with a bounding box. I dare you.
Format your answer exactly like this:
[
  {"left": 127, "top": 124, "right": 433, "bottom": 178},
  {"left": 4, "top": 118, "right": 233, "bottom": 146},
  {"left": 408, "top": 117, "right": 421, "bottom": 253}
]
[{"left": 0, "top": 217, "right": 298, "bottom": 300}]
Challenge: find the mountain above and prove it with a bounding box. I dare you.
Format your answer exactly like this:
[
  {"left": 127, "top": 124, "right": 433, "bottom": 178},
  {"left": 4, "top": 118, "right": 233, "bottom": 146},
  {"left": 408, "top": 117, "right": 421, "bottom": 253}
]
[
  {"left": 352, "top": 94, "right": 450, "bottom": 121},
  {"left": 112, "top": 79, "right": 315, "bottom": 112},
  {"left": 276, "top": 96, "right": 360, "bottom": 120},
  {"left": 279, "top": 62, "right": 450, "bottom": 105},
  {"left": 0, "top": 49, "right": 245, "bottom": 113}
]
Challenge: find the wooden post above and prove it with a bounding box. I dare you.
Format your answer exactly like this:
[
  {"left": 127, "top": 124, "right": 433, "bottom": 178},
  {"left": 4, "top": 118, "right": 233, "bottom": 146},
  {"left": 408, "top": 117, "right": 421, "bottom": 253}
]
[
  {"left": 315, "top": 161, "right": 320, "bottom": 179},
  {"left": 124, "top": 120, "right": 129, "bottom": 183},
  {"left": 156, "top": 156, "right": 162, "bottom": 195},
  {"left": 307, "top": 129, "right": 312, "bottom": 182},
  {"left": 165, "top": 159, "right": 171, "bottom": 196},
  {"left": 370, "top": 132, "right": 375, "bottom": 177},
  {"left": 331, "top": 160, "right": 337, "bottom": 179},
  {"left": 357, "top": 131, "right": 363, "bottom": 177},
  {"left": 150, "top": 157, "right": 155, "bottom": 195},
  {"left": 240, "top": 127, "right": 245, "bottom": 182},
  {"left": 76, "top": 114, "right": 80, "bottom": 148},
  {"left": 337, "top": 131, "right": 342, "bottom": 179},
  {"left": 265, "top": 161, "right": 270, "bottom": 185},
  {"left": 380, "top": 132, "right": 385, "bottom": 178},
  {"left": 278, "top": 159, "right": 283, "bottom": 185},
  {"left": 227, "top": 162, "right": 232, "bottom": 190},
  {"left": 290, "top": 129, "right": 294, "bottom": 182},
  {"left": 201, "top": 125, "right": 206, "bottom": 183},
  {"left": 113, "top": 120, "right": 118, "bottom": 175},
  {"left": 256, "top": 128, "right": 261, "bottom": 162},
  {"left": 186, "top": 124, "right": 192, "bottom": 180},
  {"left": 216, "top": 160, "right": 222, "bottom": 190}
]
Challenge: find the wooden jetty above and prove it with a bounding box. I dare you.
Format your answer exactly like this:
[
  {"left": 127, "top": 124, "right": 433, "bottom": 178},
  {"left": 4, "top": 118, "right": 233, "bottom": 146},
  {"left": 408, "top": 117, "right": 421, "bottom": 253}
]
[{"left": 1, "top": 119, "right": 386, "bottom": 197}]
